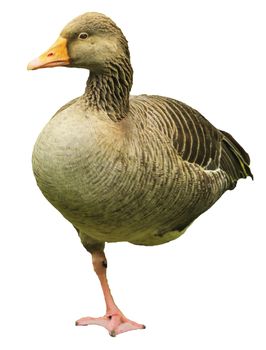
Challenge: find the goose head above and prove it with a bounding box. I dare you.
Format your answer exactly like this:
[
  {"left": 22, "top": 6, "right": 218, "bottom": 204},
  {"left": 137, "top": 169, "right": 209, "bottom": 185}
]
[{"left": 27, "top": 12, "right": 129, "bottom": 73}]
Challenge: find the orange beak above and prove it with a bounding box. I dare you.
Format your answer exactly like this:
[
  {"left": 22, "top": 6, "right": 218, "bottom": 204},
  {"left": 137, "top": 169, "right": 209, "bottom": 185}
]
[{"left": 27, "top": 36, "right": 70, "bottom": 70}]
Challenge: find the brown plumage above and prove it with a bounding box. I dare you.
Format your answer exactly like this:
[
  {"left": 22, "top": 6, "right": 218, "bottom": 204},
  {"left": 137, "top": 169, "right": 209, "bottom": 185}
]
[{"left": 28, "top": 12, "right": 252, "bottom": 336}]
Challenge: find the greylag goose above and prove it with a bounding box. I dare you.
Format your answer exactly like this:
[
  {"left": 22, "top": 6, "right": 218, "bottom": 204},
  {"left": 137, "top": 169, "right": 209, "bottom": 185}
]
[{"left": 27, "top": 12, "right": 252, "bottom": 337}]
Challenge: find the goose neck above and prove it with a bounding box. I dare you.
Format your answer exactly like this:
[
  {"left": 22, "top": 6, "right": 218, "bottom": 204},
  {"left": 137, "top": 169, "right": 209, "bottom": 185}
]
[{"left": 84, "top": 57, "right": 133, "bottom": 121}]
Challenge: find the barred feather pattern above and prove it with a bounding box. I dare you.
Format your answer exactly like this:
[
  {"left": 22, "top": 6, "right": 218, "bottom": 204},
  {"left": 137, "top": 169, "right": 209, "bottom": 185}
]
[{"left": 129, "top": 95, "right": 253, "bottom": 186}]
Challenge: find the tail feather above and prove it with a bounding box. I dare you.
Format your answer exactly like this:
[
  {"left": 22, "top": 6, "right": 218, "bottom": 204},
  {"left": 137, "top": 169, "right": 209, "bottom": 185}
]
[{"left": 219, "top": 130, "right": 253, "bottom": 184}]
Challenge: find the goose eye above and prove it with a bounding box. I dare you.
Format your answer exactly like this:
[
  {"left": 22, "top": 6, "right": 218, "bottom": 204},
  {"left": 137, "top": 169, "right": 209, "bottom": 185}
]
[{"left": 78, "top": 32, "right": 88, "bottom": 40}]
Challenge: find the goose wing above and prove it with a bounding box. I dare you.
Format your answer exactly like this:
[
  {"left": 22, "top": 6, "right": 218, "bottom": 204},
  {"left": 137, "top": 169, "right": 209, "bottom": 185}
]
[{"left": 132, "top": 95, "right": 252, "bottom": 187}]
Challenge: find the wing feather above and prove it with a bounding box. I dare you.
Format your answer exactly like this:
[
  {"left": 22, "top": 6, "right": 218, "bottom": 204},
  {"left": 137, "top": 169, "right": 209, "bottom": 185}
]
[{"left": 131, "top": 95, "right": 253, "bottom": 186}]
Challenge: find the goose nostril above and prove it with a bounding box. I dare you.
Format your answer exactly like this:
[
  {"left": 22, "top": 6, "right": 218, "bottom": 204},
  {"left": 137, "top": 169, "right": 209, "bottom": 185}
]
[{"left": 47, "top": 52, "right": 54, "bottom": 57}]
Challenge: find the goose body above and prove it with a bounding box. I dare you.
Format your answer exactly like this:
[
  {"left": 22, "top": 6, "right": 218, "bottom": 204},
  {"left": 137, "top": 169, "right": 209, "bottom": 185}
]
[
  {"left": 33, "top": 95, "right": 246, "bottom": 246},
  {"left": 28, "top": 12, "right": 252, "bottom": 336}
]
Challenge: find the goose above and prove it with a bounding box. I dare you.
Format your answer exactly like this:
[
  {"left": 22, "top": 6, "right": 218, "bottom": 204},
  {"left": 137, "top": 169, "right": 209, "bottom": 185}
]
[{"left": 27, "top": 12, "right": 253, "bottom": 337}]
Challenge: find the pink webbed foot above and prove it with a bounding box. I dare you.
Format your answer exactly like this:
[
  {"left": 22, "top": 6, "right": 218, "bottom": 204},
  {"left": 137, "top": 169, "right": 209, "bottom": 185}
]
[
  {"left": 76, "top": 251, "right": 145, "bottom": 336},
  {"left": 75, "top": 312, "right": 145, "bottom": 337}
]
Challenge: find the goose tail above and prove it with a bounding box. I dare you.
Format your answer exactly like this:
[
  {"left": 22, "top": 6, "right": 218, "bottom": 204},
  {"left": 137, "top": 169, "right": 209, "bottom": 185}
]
[{"left": 219, "top": 130, "right": 253, "bottom": 186}]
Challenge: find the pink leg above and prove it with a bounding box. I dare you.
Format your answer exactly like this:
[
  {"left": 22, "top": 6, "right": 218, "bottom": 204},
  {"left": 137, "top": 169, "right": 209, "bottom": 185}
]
[{"left": 75, "top": 251, "right": 145, "bottom": 337}]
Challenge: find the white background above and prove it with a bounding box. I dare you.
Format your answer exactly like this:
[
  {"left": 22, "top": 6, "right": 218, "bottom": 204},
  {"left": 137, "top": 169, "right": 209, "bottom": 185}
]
[{"left": 0, "top": 0, "right": 265, "bottom": 349}]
